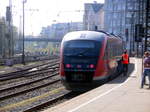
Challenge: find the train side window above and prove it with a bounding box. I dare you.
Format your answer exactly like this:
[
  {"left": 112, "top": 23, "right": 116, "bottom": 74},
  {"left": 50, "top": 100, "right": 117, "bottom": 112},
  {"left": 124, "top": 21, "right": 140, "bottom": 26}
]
[
  {"left": 104, "top": 44, "right": 108, "bottom": 60},
  {"left": 109, "top": 43, "right": 113, "bottom": 58},
  {"left": 107, "top": 40, "right": 110, "bottom": 59}
]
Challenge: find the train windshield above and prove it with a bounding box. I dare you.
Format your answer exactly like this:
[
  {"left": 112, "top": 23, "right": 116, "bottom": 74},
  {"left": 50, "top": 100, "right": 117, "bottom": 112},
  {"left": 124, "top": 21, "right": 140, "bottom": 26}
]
[
  {"left": 67, "top": 41, "right": 95, "bottom": 48},
  {"left": 64, "top": 40, "right": 100, "bottom": 57}
]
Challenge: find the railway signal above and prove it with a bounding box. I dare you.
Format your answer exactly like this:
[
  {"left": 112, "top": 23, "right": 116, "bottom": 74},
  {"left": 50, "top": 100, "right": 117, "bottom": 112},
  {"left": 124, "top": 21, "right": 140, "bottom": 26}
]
[{"left": 134, "top": 24, "right": 143, "bottom": 42}]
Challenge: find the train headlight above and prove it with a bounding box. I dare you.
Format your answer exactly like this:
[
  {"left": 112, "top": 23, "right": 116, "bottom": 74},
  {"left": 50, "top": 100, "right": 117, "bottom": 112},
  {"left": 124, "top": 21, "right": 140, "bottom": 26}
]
[
  {"left": 66, "top": 64, "right": 71, "bottom": 68},
  {"left": 90, "top": 64, "right": 95, "bottom": 68}
]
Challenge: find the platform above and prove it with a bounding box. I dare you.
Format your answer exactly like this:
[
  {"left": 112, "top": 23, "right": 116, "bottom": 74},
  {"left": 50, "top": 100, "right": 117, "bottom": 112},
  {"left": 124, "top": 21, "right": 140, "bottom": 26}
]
[{"left": 43, "top": 58, "right": 150, "bottom": 112}]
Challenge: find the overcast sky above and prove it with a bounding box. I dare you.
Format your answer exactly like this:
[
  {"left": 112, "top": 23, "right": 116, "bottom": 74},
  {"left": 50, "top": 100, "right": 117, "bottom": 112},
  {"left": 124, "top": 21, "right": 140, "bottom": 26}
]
[{"left": 0, "top": 0, "right": 104, "bottom": 36}]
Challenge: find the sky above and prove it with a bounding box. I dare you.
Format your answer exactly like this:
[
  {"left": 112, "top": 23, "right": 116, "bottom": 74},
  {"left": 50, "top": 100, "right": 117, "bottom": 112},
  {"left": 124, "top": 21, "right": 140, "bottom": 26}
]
[{"left": 0, "top": 0, "right": 104, "bottom": 36}]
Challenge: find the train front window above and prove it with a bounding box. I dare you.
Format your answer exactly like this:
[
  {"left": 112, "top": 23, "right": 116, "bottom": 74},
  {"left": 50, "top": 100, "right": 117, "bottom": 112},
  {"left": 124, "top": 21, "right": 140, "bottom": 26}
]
[
  {"left": 67, "top": 41, "right": 95, "bottom": 48},
  {"left": 64, "top": 40, "right": 100, "bottom": 57}
]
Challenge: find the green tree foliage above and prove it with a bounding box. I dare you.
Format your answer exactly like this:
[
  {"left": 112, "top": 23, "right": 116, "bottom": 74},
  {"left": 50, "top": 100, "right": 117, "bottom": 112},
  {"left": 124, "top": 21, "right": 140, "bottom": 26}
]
[{"left": 0, "top": 17, "right": 19, "bottom": 57}]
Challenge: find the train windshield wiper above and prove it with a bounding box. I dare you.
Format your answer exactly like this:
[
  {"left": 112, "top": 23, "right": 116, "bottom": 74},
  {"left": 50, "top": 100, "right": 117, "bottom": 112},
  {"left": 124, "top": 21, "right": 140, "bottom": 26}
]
[
  {"left": 75, "top": 49, "right": 91, "bottom": 56},
  {"left": 64, "top": 48, "right": 96, "bottom": 57}
]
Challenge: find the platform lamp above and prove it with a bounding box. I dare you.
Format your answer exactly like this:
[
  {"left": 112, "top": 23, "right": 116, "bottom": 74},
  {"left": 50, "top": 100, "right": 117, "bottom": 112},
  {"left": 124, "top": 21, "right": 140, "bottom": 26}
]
[{"left": 22, "top": 0, "right": 27, "bottom": 64}]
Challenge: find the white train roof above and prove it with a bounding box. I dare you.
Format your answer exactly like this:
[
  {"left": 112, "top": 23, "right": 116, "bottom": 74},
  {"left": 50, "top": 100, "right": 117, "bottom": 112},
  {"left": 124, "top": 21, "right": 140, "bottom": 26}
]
[{"left": 62, "top": 31, "right": 107, "bottom": 42}]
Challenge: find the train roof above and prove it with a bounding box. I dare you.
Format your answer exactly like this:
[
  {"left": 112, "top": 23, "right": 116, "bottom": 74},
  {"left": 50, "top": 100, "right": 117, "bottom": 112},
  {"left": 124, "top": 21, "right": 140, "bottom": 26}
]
[
  {"left": 62, "top": 31, "right": 107, "bottom": 42},
  {"left": 62, "top": 31, "right": 123, "bottom": 43}
]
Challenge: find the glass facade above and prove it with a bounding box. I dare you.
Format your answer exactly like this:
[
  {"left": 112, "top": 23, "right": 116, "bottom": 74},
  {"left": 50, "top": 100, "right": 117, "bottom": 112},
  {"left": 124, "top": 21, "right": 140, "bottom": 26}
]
[{"left": 104, "top": 0, "right": 140, "bottom": 53}]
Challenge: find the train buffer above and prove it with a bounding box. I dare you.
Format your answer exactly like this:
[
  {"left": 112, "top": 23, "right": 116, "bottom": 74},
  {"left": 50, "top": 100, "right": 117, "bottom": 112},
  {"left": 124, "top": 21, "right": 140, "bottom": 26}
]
[{"left": 43, "top": 58, "right": 150, "bottom": 112}]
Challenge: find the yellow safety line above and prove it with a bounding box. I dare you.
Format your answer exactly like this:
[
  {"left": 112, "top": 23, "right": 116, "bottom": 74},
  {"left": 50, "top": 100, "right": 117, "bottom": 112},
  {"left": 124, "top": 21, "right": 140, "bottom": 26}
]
[{"left": 0, "top": 87, "right": 65, "bottom": 111}]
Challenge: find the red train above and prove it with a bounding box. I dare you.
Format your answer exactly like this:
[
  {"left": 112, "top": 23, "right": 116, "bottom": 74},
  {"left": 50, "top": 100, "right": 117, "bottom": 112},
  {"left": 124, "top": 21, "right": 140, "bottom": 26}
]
[{"left": 60, "top": 31, "right": 123, "bottom": 91}]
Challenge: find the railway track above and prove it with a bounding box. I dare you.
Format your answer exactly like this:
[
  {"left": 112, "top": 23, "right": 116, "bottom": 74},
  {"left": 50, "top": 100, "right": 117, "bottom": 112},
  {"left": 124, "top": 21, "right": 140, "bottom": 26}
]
[
  {"left": 0, "top": 72, "right": 59, "bottom": 100},
  {"left": 0, "top": 87, "right": 72, "bottom": 112},
  {"left": 0, "top": 58, "right": 59, "bottom": 81},
  {"left": 22, "top": 88, "right": 71, "bottom": 112},
  {"left": 0, "top": 55, "right": 59, "bottom": 66},
  {"left": 0, "top": 58, "right": 89, "bottom": 112},
  {"left": 0, "top": 57, "right": 72, "bottom": 112},
  {"left": 0, "top": 66, "right": 82, "bottom": 112},
  {"left": 0, "top": 65, "right": 65, "bottom": 112}
]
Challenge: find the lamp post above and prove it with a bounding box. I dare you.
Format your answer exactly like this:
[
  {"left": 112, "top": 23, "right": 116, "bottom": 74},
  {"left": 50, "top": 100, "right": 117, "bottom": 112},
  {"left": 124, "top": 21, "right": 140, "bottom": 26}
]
[
  {"left": 22, "top": 0, "right": 27, "bottom": 64},
  {"left": 131, "top": 13, "right": 135, "bottom": 52},
  {"left": 145, "top": 0, "right": 150, "bottom": 51},
  {"left": 6, "top": 0, "right": 12, "bottom": 58}
]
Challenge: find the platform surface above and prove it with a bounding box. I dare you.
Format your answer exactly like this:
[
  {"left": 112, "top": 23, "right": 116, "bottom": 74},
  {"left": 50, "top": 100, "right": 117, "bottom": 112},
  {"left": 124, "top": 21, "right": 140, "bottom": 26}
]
[{"left": 43, "top": 58, "right": 150, "bottom": 112}]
